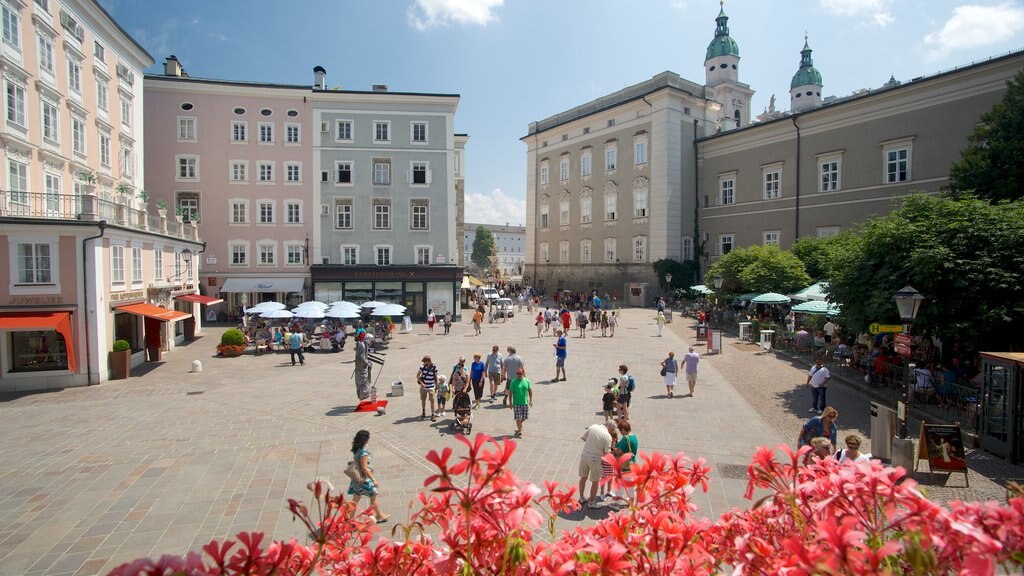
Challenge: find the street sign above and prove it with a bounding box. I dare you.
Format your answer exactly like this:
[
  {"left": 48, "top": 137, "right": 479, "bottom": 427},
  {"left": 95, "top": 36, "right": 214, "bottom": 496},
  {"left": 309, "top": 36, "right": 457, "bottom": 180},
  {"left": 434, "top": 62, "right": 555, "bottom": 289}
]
[
  {"left": 869, "top": 322, "right": 903, "bottom": 334},
  {"left": 894, "top": 333, "right": 913, "bottom": 357}
]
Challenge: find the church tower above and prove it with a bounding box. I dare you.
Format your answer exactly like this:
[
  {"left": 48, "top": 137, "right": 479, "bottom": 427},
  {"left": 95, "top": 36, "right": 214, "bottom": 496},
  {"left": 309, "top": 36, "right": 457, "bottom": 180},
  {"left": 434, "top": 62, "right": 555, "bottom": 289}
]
[
  {"left": 790, "top": 35, "right": 823, "bottom": 112},
  {"left": 704, "top": 1, "right": 753, "bottom": 129}
]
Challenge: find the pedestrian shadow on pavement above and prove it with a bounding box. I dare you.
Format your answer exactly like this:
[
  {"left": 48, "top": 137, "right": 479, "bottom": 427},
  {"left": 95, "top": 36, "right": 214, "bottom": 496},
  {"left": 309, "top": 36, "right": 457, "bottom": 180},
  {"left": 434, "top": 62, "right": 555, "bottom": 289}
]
[{"left": 558, "top": 504, "right": 618, "bottom": 521}]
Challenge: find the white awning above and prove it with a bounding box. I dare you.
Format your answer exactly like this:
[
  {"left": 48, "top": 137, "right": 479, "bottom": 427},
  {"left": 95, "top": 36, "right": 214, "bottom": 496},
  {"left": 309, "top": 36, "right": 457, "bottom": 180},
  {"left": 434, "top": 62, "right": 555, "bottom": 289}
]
[{"left": 219, "top": 277, "right": 305, "bottom": 293}]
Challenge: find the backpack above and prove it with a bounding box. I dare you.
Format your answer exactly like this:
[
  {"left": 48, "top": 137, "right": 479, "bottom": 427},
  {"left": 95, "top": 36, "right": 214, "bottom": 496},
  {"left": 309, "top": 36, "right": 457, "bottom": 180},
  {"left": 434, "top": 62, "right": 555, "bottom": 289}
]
[{"left": 626, "top": 375, "right": 636, "bottom": 393}]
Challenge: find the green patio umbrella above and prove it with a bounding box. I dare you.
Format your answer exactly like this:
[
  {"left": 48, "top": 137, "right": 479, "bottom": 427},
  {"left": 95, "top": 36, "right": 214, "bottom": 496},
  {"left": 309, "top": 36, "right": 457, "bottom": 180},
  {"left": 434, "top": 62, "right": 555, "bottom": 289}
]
[
  {"left": 791, "top": 300, "right": 840, "bottom": 315},
  {"left": 751, "top": 292, "right": 791, "bottom": 305}
]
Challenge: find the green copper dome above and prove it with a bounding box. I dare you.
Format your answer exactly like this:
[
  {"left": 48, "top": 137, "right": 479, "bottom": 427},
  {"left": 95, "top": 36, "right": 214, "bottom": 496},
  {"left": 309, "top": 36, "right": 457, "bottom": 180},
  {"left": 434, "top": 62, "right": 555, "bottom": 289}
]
[
  {"left": 790, "top": 38, "right": 822, "bottom": 89},
  {"left": 705, "top": 5, "right": 740, "bottom": 60}
]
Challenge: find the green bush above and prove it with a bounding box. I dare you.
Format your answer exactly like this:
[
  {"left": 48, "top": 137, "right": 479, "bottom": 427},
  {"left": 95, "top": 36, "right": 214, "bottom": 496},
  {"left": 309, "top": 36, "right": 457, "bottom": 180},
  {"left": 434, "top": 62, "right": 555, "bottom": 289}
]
[
  {"left": 221, "top": 328, "right": 245, "bottom": 346},
  {"left": 112, "top": 340, "right": 131, "bottom": 352}
]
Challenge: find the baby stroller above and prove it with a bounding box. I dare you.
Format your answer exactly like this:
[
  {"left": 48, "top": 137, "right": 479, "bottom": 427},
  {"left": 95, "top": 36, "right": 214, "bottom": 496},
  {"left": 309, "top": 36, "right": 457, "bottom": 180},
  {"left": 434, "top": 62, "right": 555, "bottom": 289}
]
[{"left": 450, "top": 390, "right": 473, "bottom": 435}]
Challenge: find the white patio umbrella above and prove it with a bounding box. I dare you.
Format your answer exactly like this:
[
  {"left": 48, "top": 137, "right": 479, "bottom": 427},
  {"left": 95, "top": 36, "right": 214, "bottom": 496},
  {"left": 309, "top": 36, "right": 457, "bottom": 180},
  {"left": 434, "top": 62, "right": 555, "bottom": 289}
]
[
  {"left": 246, "top": 301, "right": 286, "bottom": 314},
  {"left": 751, "top": 292, "right": 791, "bottom": 305},
  {"left": 294, "top": 308, "right": 326, "bottom": 319},
  {"left": 328, "top": 300, "right": 361, "bottom": 310},
  {"left": 371, "top": 304, "right": 407, "bottom": 316},
  {"left": 259, "top": 309, "right": 294, "bottom": 319},
  {"left": 690, "top": 285, "right": 713, "bottom": 295},
  {"left": 325, "top": 308, "right": 362, "bottom": 319},
  {"left": 292, "top": 300, "right": 328, "bottom": 310},
  {"left": 360, "top": 300, "right": 389, "bottom": 308}
]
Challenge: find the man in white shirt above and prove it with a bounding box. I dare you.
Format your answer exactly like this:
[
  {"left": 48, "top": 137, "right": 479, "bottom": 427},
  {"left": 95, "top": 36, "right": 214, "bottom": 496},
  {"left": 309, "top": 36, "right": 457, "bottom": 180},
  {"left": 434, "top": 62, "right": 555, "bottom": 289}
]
[
  {"left": 806, "top": 358, "right": 831, "bottom": 414},
  {"left": 578, "top": 422, "right": 616, "bottom": 508}
]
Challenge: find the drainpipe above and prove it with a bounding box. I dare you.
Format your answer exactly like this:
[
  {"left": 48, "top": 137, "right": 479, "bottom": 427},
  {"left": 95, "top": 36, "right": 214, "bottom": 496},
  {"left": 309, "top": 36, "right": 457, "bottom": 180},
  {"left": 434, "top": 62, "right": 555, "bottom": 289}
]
[
  {"left": 792, "top": 116, "right": 801, "bottom": 239},
  {"left": 693, "top": 119, "right": 700, "bottom": 282},
  {"left": 82, "top": 220, "right": 107, "bottom": 386}
]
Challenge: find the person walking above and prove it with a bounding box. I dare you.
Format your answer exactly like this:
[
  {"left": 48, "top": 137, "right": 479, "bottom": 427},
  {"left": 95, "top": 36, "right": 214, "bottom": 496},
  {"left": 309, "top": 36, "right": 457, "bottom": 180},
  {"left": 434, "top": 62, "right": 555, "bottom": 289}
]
[
  {"left": 615, "top": 365, "right": 633, "bottom": 420},
  {"left": 553, "top": 330, "right": 568, "bottom": 382},
  {"left": 501, "top": 346, "right": 525, "bottom": 405},
  {"left": 683, "top": 346, "right": 700, "bottom": 397},
  {"left": 418, "top": 355, "right": 439, "bottom": 422},
  {"left": 543, "top": 307, "right": 553, "bottom": 335},
  {"left": 608, "top": 311, "right": 617, "bottom": 337},
  {"left": 535, "top": 310, "right": 544, "bottom": 338},
  {"left": 347, "top": 430, "right": 389, "bottom": 523},
  {"left": 578, "top": 421, "right": 616, "bottom": 508},
  {"left": 661, "top": 351, "right": 678, "bottom": 398},
  {"left": 798, "top": 406, "right": 839, "bottom": 449},
  {"left": 472, "top": 308, "right": 483, "bottom": 336},
  {"left": 600, "top": 310, "right": 609, "bottom": 337},
  {"left": 806, "top": 358, "right": 831, "bottom": 414},
  {"left": 507, "top": 367, "right": 533, "bottom": 438},
  {"left": 656, "top": 310, "right": 667, "bottom": 337},
  {"left": 470, "top": 353, "right": 486, "bottom": 409},
  {"left": 485, "top": 346, "right": 504, "bottom": 402},
  {"left": 427, "top": 309, "right": 436, "bottom": 335},
  {"left": 836, "top": 433, "right": 871, "bottom": 463},
  {"left": 288, "top": 328, "right": 305, "bottom": 366},
  {"left": 443, "top": 311, "right": 452, "bottom": 335}
]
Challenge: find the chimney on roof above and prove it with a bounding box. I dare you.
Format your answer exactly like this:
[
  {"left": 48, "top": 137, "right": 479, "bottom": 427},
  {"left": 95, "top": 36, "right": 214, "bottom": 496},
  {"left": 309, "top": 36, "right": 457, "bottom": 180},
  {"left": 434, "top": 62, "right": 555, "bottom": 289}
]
[
  {"left": 313, "top": 66, "right": 327, "bottom": 90},
  {"left": 372, "top": 84, "right": 388, "bottom": 92},
  {"left": 163, "top": 55, "right": 183, "bottom": 77}
]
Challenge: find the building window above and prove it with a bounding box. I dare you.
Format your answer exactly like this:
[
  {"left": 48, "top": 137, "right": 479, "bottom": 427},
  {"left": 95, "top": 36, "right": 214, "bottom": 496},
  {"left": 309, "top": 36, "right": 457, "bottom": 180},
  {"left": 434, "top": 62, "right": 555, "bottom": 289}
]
[
  {"left": 633, "top": 236, "right": 647, "bottom": 262},
  {"left": 285, "top": 162, "right": 300, "bottom": 183},
  {"left": 335, "top": 199, "right": 352, "bottom": 229},
  {"left": 411, "top": 161, "right": 429, "bottom": 185},
  {"left": 177, "top": 156, "right": 198, "bottom": 180},
  {"left": 8, "top": 159, "right": 27, "bottom": 204},
  {"left": 342, "top": 246, "right": 358, "bottom": 265},
  {"left": 72, "top": 116, "right": 85, "bottom": 155},
  {"left": 287, "top": 244, "right": 303, "bottom": 265},
  {"left": 411, "top": 121, "right": 427, "bottom": 143},
  {"left": 719, "top": 177, "right": 735, "bottom": 205},
  {"left": 763, "top": 168, "right": 781, "bottom": 200},
  {"left": 67, "top": 59, "right": 81, "bottom": 94},
  {"left": 416, "top": 246, "right": 431, "bottom": 265},
  {"left": 96, "top": 80, "right": 107, "bottom": 112},
  {"left": 336, "top": 161, "right": 353, "bottom": 183},
  {"left": 634, "top": 135, "right": 648, "bottom": 166},
  {"left": 154, "top": 249, "right": 163, "bottom": 278},
  {"left": 581, "top": 149, "right": 592, "bottom": 177},
  {"left": 375, "top": 246, "right": 392, "bottom": 265},
  {"left": 373, "top": 121, "right": 390, "bottom": 142},
  {"left": 579, "top": 190, "right": 592, "bottom": 223},
  {"left": 286, "top": 202, "right": 301, "bottom": 224},
  {"left": 43, "top": 172, "right": 59, "bottom": 214},
  {"left": 819, "top": 156, "right": 841, "bottom": 192},
  {"left": 604, "top": 191, "right": 617, "bottom": 221},
  {"left": 259, "top": 244, "right": 275, "bottom": 266},
  {"left": 120, "top": 97, "right": 130, "bottom": 128},
  {"left": 884, "top": 145, "right": 911, "bottom": 183},
  {"left": 633, "top": 178, "right": 648, "bottom": 218},
  {"left": 230, "top": 161, "right": 247, "bottom": 182},
  {"left": 580, "top": 239, "right": 591, "bottom": 263},
  {"left": 336, "top": 120, "right": 352, "bottom": 141},
  {"left": 231, "top": 121, "right": 247, "bottom": 142},
  {"left": 540, "top": 161, "right": 549, "bottom": 185},
  {"left": 93, "top": 40, "right": 104, "bottom": 63},
  {"left": 41, "top": 99, "right": 58, "bottom": 142},
  {"left": 231, "top": 244, "right": 248, "bottom": 266},
  {"left": 178, "top": 117, "right": 196, "bottom": 141},
  {"left": 373, "top": 199, "right": 391, "bottom": 230},
  {"left": 285, "top": 123, "right": 300, "bottom": 143},
  {"left": 16, "top": 243, "right": 50, "bottom": 283},
  {"left": 718, "top": 234, "right": 734, "bottom": 255},
  {"left": 258, "top": 201, "right": 274, "bottom": 224},
  {"left": 411, "top": 199, "right": 428, "bottom": 230},
  {"left": 559, "top": 156, "right": 569, "bottom": 181},
  {"left": 6, "top": 78, "right": 25, "bottom": 127},
  {"left": 258, "top": 122, "right": 273, "bottom": 143},
  {"left": 539, "top": 242, "right": 549, "bottom": 262},
  {"left": 605, "top": 142, "right": 617, "bottom": 171},
  {"left": 177, "top": 192, "right": 199, "bottom": 222},
  {"left": 38, "top": 35, "right": 53, "bottom": 73},
  {"left": 372, "top": 158, "right": 391, "bottom": 186},
  {"left": 682, "top": 236, "right": 693, "bottom": 261},
  {"left": 559, "top": 240, "right": 569, "bottom": 263},
  {"left": 604, "top": 238, "right": 616, "bottom": 262},
  {"left": 99, "top": 133, "right": 111, "bottom": 167},
  {"left": 131, "top": 247, "right": 143, "bottom": 283},
  {"left": 259, "top": 162, "right": 274, "bottom": 182},
  {"left": 1, "top": 3, "right": 18, "bottom": 49},
  {"left": 559, "top": 195, "right": 570, "bottom": 225},
  {"left": 763, "top": 230, "right": 781, "bottom": 246},
  {"left": 121, "top": 147, "right": 133, "bottom": 179},
  {"left": 539, "top": 197, "right": 549, "bottom": 228},
  {"left": 231, "top": 200, "right": 248, "bottom": 223},
  {"left": 111, "top": 245, "right": 125, "bottom": 283},
  {"left": 817, "top": 226, "right": 840, "bottom": 238}
]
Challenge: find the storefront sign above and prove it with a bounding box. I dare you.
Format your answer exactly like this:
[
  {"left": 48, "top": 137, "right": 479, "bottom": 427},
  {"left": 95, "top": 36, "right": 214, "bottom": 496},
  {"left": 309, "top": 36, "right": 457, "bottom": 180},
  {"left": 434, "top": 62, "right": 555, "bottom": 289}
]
[
  {"left": 110, "top": 290, "right": 145, "bottom": 302},
  {"left": 350, "top": 270, "right": 417, "bottom": 278},
  {"left": 7, "top": 295, "right": 64, "bottom": 305},
  {"left": 894, "top": 333, "right": 913, "bottom": 357}
]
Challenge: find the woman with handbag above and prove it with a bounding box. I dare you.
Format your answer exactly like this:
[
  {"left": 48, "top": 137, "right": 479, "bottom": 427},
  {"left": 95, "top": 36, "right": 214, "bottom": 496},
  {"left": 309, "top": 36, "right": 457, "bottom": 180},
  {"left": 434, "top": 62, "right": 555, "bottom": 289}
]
[
  {"left": 661, "top": 351, "right": 678, "bottom": 398},
  {"left": 346, "top": 429, "right": 389, "bottom": 523}
]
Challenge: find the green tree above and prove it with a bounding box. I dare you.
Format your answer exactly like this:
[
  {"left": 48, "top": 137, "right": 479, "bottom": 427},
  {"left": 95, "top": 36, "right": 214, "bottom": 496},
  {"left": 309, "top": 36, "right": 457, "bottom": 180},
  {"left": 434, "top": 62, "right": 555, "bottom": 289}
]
[
  {"left": 706, "top": 245, "right": 810, "bottom": 295},
  {"left": 828, "top": 194, "right": 1024, "bottom": 351},
  {"left": 790, "top": 233, "right": 858, "bottom": 280},
  {"left": 470, "top": 226, "right": 496, "bottom": 271},
  {"left": 947, "top": 70, "right": 1024, "bottom": 201},
  {"left": 652, "top": 258, "right": 701, "bottom": 291}
]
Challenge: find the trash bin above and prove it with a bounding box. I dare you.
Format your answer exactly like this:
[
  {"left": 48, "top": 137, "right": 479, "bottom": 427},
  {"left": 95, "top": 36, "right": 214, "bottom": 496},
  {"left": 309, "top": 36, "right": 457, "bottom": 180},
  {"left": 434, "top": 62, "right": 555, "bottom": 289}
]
[
  {"left": 738, "top": 322, "right": 752, "bottom": 342},
  {"left": 759, "top": 329, "right": 775, "bottom": 350},
  {"left": 870, "top": 401, "right": 897, "bottom": 460},
  {"left": 695, "top": 323, "right": 708, "bottom": 342}
]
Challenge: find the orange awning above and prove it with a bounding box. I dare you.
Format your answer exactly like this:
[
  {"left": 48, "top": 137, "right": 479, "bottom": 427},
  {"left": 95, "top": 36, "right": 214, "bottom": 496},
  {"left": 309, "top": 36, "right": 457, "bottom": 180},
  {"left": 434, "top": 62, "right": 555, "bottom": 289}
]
[
  {"left": 0, "top": 312, "right": 77, "bottom": 372},
  {"left": 176, "top": 294, "right": 224, "bottom": 306},
  {"left": 115, "top": 303, "right": 192, "bottom": 322}
]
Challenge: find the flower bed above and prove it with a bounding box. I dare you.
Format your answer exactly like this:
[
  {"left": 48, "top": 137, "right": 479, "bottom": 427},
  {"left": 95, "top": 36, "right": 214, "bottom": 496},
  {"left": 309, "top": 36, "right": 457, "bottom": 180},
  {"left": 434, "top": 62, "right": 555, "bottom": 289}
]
[{"left": 216, "top": 344, "right": 246, "bottom": 357}]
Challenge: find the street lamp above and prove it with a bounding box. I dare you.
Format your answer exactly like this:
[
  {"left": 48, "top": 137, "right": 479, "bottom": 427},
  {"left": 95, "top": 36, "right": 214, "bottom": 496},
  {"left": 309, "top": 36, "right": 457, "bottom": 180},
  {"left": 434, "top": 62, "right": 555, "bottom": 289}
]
[
  {"left": 712, "top": 275, "right": 724, "bottom": 326},
  {"left": 665, "top": 272, "right": 672, "bottom": 290},
  {"left": 894, "top": 285, "right": 925, "bottom": 438}
]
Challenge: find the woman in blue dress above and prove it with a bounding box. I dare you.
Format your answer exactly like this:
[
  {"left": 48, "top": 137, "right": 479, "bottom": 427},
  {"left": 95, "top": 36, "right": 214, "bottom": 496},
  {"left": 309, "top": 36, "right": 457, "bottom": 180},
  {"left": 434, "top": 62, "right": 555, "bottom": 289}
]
[{"left": 347, "top": 430, "right": 389, "bottom": 523}]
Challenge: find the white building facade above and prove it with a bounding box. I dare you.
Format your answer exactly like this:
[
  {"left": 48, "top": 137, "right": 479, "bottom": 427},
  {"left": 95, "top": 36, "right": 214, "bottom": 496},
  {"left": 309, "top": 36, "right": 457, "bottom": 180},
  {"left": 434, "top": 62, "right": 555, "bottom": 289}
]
[{"left": 463, "top": 222, "right": 526, "bottom": 277}]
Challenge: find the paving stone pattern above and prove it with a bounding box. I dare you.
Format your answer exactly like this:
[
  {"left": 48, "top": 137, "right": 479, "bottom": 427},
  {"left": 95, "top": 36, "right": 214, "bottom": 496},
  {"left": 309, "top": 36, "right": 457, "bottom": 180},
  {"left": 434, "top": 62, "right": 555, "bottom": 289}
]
[{"left": 0, "top": 305, "right": 1019, "bottom": 575}]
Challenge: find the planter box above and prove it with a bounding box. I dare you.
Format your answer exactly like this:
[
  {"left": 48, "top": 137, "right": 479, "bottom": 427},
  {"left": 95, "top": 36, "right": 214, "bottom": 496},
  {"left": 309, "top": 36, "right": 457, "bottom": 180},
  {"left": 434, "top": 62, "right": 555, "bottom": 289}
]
[
  {"left": 217, "top": 344, "right": 245, "bottom": 358},
  {"left": 110, "top": 350, "right": 131, "bottom": 380}
]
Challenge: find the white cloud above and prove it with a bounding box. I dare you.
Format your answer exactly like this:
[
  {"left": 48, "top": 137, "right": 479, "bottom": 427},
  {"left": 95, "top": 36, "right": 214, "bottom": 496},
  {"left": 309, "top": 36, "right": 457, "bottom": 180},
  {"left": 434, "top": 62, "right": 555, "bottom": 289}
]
[
  {"left": 465, "top": 188, "right": 526, "bottom": 226},
  {"left": 819, "top": 0, "right": 894, "bottom": 27},
  {"left": 924, "top": 2, "right": 1024, "bottom": 60},
  {"left": 407, "top": 0, "right": 504, "bottom": 31}
]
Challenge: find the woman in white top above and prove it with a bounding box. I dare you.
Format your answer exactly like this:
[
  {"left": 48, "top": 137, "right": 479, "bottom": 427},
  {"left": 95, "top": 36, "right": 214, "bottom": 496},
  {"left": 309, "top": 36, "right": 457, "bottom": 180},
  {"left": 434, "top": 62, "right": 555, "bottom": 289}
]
[{"left": 836, "top": 433, "right": 871, "bottom": 463}]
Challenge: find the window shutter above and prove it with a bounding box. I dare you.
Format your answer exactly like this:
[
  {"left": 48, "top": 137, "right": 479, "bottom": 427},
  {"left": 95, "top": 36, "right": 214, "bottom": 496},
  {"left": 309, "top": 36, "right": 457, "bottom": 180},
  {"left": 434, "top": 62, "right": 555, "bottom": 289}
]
[
  {"left": 321, "top": 171, "right": 328, "bottom": 182},
  {"left": 321, "top": 204, "right": 329, "bottom": 216},
  {"left": 426, "top": 170, "right": 432, "bottom": 185},
  {"left": 321, "top": 121, "right": 328, "bottom": 132}
]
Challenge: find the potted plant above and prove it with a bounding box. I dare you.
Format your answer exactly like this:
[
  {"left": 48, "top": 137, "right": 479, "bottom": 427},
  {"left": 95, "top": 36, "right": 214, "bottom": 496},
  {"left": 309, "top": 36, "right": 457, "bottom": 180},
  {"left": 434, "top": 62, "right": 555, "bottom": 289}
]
[
  {"left": 110, "top": 339, "right": 131, "bottom": 380},
  {"left": 115, "top": 181, "right": 132, "bottom": 195},
  {"left": 137, "top": 188, "right": 150, "bottom": 203},
  {"left": 174, "top": 205, "right": 185, "bottom": 224},
  {"left": 78, "top": 170, "right": 97, "bottom": 185},
  {"left": 156, "top": 199, "right": 168, "bottom": 217},
  {"left": 216, "top": 328, "right": 247, "bottom": 357}
]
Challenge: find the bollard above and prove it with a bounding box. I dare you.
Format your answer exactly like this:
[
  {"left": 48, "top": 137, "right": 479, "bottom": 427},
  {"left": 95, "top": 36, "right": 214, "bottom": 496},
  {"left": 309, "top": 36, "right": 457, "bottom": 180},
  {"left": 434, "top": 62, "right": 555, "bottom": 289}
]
[{"left": 191, "top": 360, "right": 203, "bottom": 373}]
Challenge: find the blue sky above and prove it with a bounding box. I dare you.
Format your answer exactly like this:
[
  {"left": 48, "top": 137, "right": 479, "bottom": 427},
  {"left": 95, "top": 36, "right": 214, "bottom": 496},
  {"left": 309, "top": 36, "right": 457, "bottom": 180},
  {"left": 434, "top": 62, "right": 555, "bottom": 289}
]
[{"left": 101, "top": 0, "right": 1024, "bottom": 226}]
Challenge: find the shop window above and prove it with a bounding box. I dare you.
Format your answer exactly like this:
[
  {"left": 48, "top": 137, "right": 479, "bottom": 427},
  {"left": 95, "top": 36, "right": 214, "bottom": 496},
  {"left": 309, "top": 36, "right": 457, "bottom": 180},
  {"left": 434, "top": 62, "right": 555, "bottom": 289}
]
[{"left": 9, "top": 330, "right": 69, "bottom": 372}]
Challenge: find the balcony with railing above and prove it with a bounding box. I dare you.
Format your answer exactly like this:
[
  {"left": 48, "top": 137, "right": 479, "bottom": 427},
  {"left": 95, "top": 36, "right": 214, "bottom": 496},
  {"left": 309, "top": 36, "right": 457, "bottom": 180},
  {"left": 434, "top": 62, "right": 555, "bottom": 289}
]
[{"left": 0, "top": 189, "right": 199, "bottom": 241}]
